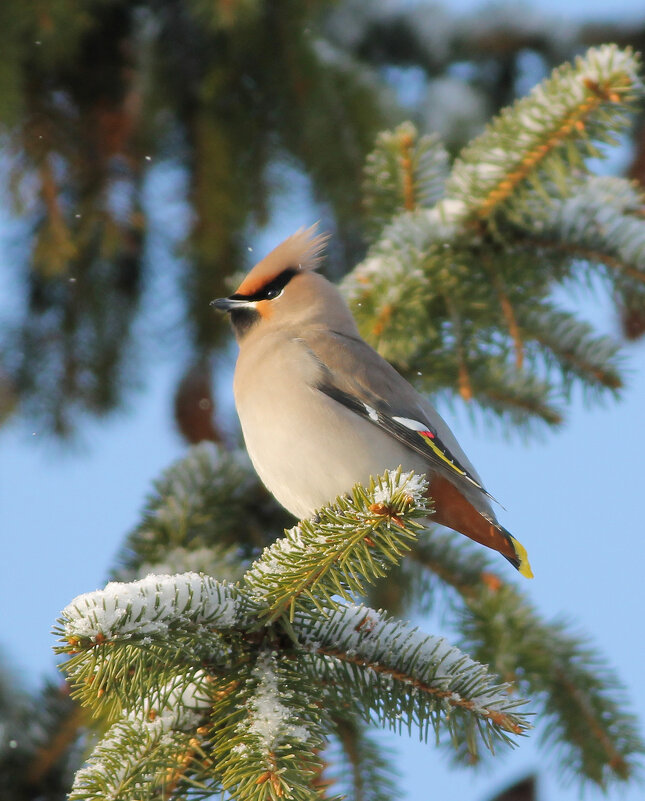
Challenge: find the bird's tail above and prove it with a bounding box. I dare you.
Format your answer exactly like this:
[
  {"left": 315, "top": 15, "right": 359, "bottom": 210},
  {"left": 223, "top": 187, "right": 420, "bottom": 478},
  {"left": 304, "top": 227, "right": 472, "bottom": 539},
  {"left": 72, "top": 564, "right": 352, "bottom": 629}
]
[
  {"left": 499, "top": 527, "right": 534, "bottom": 579},
  {"left": 429, "top": 475, "right": 534, "bottom": 578}
]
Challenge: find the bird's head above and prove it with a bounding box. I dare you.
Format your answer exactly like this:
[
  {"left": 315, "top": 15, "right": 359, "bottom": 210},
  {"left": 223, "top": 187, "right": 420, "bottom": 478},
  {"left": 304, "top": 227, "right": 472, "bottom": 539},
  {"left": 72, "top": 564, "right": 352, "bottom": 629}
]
[{"left": 212, "top": 225, "right": 356, "bottom": 341}]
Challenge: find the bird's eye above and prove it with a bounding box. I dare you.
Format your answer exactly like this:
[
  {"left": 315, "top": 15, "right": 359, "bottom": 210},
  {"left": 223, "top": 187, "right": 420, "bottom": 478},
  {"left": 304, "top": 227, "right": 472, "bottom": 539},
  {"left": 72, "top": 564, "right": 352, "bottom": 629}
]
[{"left": 264, "top": 287, "right": 283, "bottom": 300}]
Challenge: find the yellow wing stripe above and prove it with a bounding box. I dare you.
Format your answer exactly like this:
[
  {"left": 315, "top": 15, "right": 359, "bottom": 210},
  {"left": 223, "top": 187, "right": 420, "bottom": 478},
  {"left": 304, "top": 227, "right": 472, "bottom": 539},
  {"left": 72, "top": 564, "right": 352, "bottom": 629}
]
[{"left": 419, "top": 432, "right": 467, "bottom": 476}]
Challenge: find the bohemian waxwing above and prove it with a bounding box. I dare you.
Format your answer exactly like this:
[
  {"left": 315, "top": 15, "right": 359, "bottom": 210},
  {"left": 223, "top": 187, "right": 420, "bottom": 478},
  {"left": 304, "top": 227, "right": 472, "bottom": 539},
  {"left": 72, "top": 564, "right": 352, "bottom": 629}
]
[{"left": 212, "top": 225, "right": 533, "bottom": 577}]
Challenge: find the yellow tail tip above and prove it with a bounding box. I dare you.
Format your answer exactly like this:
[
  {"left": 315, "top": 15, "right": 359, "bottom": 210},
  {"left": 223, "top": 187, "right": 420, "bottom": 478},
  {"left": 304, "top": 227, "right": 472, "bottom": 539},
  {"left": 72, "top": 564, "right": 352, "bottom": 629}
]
[{"left": 510, "top": 535, "right": 534, "bottom": 579}]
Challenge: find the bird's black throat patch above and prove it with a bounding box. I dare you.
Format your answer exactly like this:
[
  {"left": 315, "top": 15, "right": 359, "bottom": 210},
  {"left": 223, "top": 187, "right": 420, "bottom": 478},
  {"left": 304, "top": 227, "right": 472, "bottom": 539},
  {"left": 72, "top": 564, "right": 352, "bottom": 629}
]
[{"left": 231, "top": 307, "right": 260, "bottom": 340}]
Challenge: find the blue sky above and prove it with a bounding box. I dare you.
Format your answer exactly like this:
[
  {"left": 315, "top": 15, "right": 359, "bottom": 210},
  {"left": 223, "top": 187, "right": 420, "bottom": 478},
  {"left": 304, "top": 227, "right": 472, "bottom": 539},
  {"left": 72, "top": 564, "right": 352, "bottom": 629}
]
[{"left": 2, "top": 3, "right": 645, "bottom": 800}]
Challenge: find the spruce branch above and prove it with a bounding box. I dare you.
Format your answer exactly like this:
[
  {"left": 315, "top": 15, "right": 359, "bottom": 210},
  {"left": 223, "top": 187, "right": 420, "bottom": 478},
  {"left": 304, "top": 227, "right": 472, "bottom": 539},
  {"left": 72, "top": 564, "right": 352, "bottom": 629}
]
[
  {"left": 514, "top": 176, "right": 645, "bottom": 286},
  {"left": 295, "top": 604, "right": 528, "bottom": 749},
  {"left": 519, "top": 303, "right": 623, "bottom": 395},
  {"left": 486, "top": 263, "right": 525, "bottom": 369},
  {"left": 329, "top": 715, "right": 398, "bottom": 801},
  {"left": 342, "top": 211, "right": 441, "bottom": 362},
  {"left": 55, "top": 574, "right": 252, "bottom": 720},
  {"left": 363, "top": 122, "right": 449, "bottom": 238},
  {"left": 58, "top": 572, "right": 252, "bottom": 645},
  {"left": 244, "top": 469, "right": 430, "bottom": 622},
  {"left": 67, "top": 717, "right": 205, "bottom": 801},
  {"left": 53, "top": 447, "right": 641, "bottom": 797},
  {"left": 209, "top": 651, "right": 329, "bottom": 801},
  {"left": 345, "top": 47, "right": 642, "bottom": 430},
  {"left": 54, "top": 456, "right": 533, "bottom": 800},
  {"left": 445, "top": 45, "right": 642, "bottom": 224},
  {"left": 66, "top": 640, "right": 216, "bottom": 799},
  {"left": 114, "top": 443, "right": 290, "bottom": 580},
  {"left": 408, "top": 531, "right": 644, "bottom": 786},
  {"left": 438, "top": 362, "right": 563, "bottom": 429}
]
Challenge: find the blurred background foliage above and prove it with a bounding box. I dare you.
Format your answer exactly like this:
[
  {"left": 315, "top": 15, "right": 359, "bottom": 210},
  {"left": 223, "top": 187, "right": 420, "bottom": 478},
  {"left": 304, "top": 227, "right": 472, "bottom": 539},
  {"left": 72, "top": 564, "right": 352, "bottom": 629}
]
[
  {"left": 2, "top": 0, "right": 645, "bottom": 443},
  {"left": 2, "top": 1, "right": 645, "bottom": 798}
]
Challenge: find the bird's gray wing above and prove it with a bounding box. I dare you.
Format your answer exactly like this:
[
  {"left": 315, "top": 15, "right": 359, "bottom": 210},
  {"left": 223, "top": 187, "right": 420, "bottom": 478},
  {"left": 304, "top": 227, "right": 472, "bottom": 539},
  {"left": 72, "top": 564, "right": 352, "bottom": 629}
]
[{"left": 300, "top": 329, "right": 493, "bottom": 499}]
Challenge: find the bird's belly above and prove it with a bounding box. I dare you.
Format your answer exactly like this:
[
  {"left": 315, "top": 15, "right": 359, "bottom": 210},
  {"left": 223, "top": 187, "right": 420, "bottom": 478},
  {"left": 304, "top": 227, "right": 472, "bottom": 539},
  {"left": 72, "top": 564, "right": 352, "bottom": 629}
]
[{"left": 237, "top": 384, "right": 427, "bottom": 519}]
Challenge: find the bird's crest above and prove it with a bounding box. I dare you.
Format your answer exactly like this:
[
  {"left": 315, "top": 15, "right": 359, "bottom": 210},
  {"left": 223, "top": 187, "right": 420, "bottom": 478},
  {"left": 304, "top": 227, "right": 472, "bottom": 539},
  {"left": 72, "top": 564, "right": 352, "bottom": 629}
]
[{"left": 235, "top": 224, "right": 330, "bottom": 296}]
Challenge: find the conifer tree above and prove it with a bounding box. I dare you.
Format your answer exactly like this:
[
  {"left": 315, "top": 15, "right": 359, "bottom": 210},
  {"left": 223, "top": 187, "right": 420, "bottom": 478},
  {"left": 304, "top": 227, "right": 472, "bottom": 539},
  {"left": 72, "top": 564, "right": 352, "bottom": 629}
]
[{"left": 46, "top": 43, "right": 645, "bottom": 801}]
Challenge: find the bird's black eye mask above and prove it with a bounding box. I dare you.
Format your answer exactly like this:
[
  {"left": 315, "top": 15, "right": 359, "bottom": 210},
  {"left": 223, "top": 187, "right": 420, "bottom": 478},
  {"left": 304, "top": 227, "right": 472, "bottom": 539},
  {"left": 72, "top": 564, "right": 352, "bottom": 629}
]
[
  {"left": 230, "top": 268, "right": 298, "bottom": 303},
  {"left": 222, "top": 267, "right": 299, "bottom": 340}
]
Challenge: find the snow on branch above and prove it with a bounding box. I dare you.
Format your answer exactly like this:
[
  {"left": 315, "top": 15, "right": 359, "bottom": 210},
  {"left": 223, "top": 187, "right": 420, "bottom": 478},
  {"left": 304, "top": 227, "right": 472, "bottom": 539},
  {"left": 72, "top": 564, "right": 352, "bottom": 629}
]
[
  {"left": 140, "top": 670, "right": 212, "bottom": 730},
  {"left": 243, "top": 652, "right": 318, "bottom": 753},
  {"left": 363, "top": 122, "right": 450, "bottom": 237},
  {"left": 69, "top": 665, "right": 214, "bottom": 798},
  {"left": 446, "top": 44, "right": 642, "bottom": 222},
  {"left": 295, "top": 604, "right": 528, "bottom": 747},
  {"left": 244, "top": 469, "right": 430, "bottom": 622},
  {"left": 58, "top": 572, "right": 252, "bottom": 645},
  {"left": 520, "top": 176, "right": 645, "bottom": 282},
  {"left": 343, "top": 208, "right": 445, "bottom": 297},
  {"left": 68, "top": 717, "right": 204, "bottom": 801},
  {"left": 209, "top": 652, "right": 328, "bottom": 801}
]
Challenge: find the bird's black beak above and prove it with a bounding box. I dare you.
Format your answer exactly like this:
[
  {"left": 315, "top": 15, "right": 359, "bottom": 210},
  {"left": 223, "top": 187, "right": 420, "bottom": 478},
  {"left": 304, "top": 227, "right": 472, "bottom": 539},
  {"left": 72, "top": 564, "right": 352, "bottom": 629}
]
[{"left": 210, "top": 296, "right": 249, "bottom": 313}]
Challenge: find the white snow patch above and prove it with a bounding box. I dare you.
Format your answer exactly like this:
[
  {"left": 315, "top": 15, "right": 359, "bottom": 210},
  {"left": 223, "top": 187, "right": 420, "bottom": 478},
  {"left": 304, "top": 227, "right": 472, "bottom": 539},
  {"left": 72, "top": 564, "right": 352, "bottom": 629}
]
[
  {"left": 372, "top": 470, "right": 428, "bottom": 506},
  {"left": 142, "top": 670, "right": 211, "bottom": 730},
  {"left": 245, "top": 653, "right": 310, "bottom": 751},
  {"left": 342, "top": 255, "right": 389, "bottom": 300},
  {"left": 296, "top": 603, "right": 516, "bottom": 714},
  {"left": 71, "top": 717, "right": 171, "bottom": 800},
  {"left": 247, "top": 524, "right": 308, "bottom": 594},
  {"left": 61, "top": 572, "right": 241, "bottom": 640},
  {"left": 424, "top": 198, "right": 468, "bottom": 234}
]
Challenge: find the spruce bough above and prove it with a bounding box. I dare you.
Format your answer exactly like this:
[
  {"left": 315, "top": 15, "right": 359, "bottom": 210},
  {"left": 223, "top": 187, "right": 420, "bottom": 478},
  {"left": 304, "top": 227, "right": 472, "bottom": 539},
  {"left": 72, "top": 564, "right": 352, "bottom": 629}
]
[{"left": 54, "top": 44, "right": 644, "bottom": 800}]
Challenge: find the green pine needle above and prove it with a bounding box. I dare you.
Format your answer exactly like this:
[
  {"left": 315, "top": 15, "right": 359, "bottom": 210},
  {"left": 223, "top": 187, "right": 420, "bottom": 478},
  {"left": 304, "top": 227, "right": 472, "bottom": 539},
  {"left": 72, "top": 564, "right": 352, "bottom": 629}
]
[
  {"left": 244, "top": 469, "right": 431, "bottom": 622},
  {"left": 363, "top": 122, "right": 450, "bottom": 238},
  {"left": 68, "top": 718, "right": 208, "bottom": 800},
  {"left": 209, "top": 652, "right": 330, "bottom": 801},
  {"left": 409, "top": 531, "right": 645, "bottom": 787},
  {"left": 446, "top": 45, "right": 642, "bottom": 223},
  {"left": 295, "top": 603, "right": 529, "bottom": 754}
]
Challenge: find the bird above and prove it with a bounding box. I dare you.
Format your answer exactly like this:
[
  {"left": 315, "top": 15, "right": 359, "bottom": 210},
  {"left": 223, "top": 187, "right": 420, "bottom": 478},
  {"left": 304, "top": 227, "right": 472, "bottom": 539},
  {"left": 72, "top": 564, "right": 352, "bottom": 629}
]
[{"left": 212, "top": 225, "right": 533, "bottom": 578}]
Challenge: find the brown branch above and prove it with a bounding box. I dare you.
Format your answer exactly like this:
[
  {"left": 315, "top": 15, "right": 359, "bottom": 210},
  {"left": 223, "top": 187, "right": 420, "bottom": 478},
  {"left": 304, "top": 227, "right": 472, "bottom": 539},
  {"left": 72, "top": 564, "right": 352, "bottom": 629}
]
[
  {"left": 27, "top": 694, "right": 86, "bottom": 784},
  {"left": 37, "top": 155, "right": 77, "bottom": 275},
  {"left": 163, "top": 735, "right": 206, "bottom": 794},
  {"left": 371, "top": 302, "right": 393, "bottom": 337},
  {"left": 552, "top": 668, "right": 630, "bottom": 778},
  {"left": 486, "top": 264, "right": 524, "bottom": 368},
  {"left": 480, "top": 386, "right": 563, "bottom": 425},
  {"left": 315, "top": 645, "right": 525, "bottom": 735},
  {"left": 444, "top": 294, "right": 473, "bottom": 401},
  {"left": 398, "top": 128, "right": 417, "bottom": 211},
  {"left": 334, "top": 718, "right": 366, "bottom": 801},
  {"left": 263, "top": 505, "right": 415, "bottom": 623},
  {"left": 457, "top": 357, "right": 473, "bottom": 402}
]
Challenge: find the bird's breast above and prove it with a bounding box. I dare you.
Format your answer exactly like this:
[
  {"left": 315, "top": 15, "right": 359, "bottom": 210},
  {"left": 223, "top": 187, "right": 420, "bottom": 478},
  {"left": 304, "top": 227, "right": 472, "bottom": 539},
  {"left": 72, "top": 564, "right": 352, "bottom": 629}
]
[{"left": 233, "top": 335, "right": 427, "bottom": 519}]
